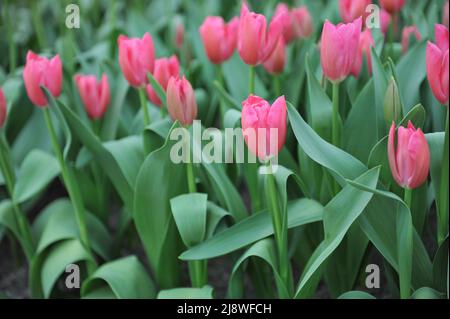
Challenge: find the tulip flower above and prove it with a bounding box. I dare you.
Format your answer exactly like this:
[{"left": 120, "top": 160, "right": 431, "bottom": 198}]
[
  {"left": 388, "top": 121, "right": 430, "bottom": 189},
  {"left": 320, "top": 18, "right": 362, "bottom": 83},
  {"left": 379, "top": 0, "right": 406, "bottom": 14},
  {"left": 175, "top": 22, "right": 184, "bottom": 49},
  {"left": 118, "top": 33, "right": 155, "bottom": 87},
  {"left": 444, "top": 1, "right": 449, "bottom": 28},
  {"left": 146, "top": 55, "right": 180, "bottom": 107},
  {"left": 241, "top": 95, "right": 286, "bottom": 161},
  {"left": 401, "top": 26, "right": 421, "bottom": 53},
  {"left": 339, "top": 0, "right": 371, "bottom": 24},
  {"left": 166, "top": 76, "right": 197, "bottom": 126},
  {"left": 380, "top": 9, "right": 392, "bottom": 34},
  {"left": 263, "top": 38, "right": 286, "bottom": 75},
  {"left": 274, "top": 3, "right": 294, "bottom": 44},
  {"left": 74, "top": 74, "right": 110, "bottom": 119},
  {"left": 0, "top": 88, "right": 6, "bottom": 128},
  {"left": 351, "top": 29, "right": 375, "bottom": 77},
  {"left": 291, "top": 6, "right": 313, "bottom": 39},
  {"left": 426, "top": 24, "right": 449, "bottom": 105},
  {"left": 199, "top": 16, "right": 239, "bottom": 64},
  {"left": 23, "top": 51, "right": 62, "bottom": 107},
  {"left": 237, "top": 3, "right": 284, "bottom": 66}
]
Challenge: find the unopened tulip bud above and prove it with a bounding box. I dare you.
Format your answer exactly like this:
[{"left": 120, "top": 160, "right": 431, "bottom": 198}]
[
  {"left": 263, "top": 38, "right": 286, "bottom": 74},
  {"left": 379, "top": 0, "right": 406, "bottom": 14},
  {"left": 426, "top": 24, "right": 449, "bottom": 105},
  {"left": 146, "top": 55, "right": 180, "bottom": 106},
  {"left": 75, "top": 74, "right": 110, "bottom": 119},
  {"left": 401, "top": 26, "right": 421, "bottom": 53},
  {"left": 384, "top": 77, "right": 402, "bottom": 124},
  {"left": 339, "top": 0, "right": 372, "bottom": 23},
  {"left": 166, "top": 76, "right": 198, "bottom": 126},
  {"left": 0, "top": 88, "right": 6, "bottom": 128}
]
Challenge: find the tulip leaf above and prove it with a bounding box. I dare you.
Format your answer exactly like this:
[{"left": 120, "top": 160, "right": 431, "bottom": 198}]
[
  {"left": 13, "top": 150, "right": 60, "bottom": 204},
  {"left": 0, "top": 200, "right": 30, "bottom": 254},
  {"left": 157, "top": 286, "right": 214, "bottom": 299},
  {"left": 81, "top": 256, "right": 156, "bottom": 299},
  {"left": 338, "top": 291, "right": 376, "bottom": 299},
  {"left": 370, "top": 46, "right": 389, "bottom": 137},
  {"left": 147, "top": 72, "right": 167, "bottom": 108},
  {"left": 213, "top": 80, "right": 241, "bottom": 110},
  {"left": 180, "top": 198, "right": 323, "bottom": 261}
]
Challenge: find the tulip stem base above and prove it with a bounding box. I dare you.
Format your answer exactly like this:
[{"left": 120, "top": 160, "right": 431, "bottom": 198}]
[
  {"left": 331, "top": 82, "right": 340, "bottom": 147},
  {"left": 249, "top": 65, "right": 255, "bottom": 95},
  {"left": 404, "top": 188, "right": 413, "bottom": 210},
  {"left": 139, "top": 88, "right": 150, "bottom": 127},
  {"left": 437, "top": 107, "right": 449, "bottom": 245},
  {"left": 43, "top": 108, "right": 96, "bottom": 274},
  {"left": 265, "top": 161, "right": 293, "bottom": 298}
]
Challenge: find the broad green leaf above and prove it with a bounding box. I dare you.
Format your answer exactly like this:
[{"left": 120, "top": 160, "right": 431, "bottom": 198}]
[
  {"left": 370, "top": 46, "right": 389, "bottom": 137},
  {"left": 295, "top": 167, "right": 380, "bottom": 298},
  {"left": 134, "top": 122, "right": 187, "bottom": 288},
  {"left": 13, "top": 150, "right": 59, "bottom": 203},
  {"left": 81, "top": 256, "right": 156, "bottom": 299},
  {"left": 432, "top": 236, "right": 448, "bottom": 293},
  {"left": 338, "top": 291, "right": 376, "bottom": 299},
  {"left": 170, "top": 193, "right": 208, "bottom": 247},
  {"left": 157, "top": 286, "right": 214, "bottom": 299},
  {"left": 180, "top": 198, "right": 323, "bottom": 261},
  {"left": 411, "top": 287, "right": 444, "bottom": 299}
]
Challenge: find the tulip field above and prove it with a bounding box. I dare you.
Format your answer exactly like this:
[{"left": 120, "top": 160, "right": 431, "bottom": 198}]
[{"left": 0, "top": 0, "right": 449, "bottom": 301}]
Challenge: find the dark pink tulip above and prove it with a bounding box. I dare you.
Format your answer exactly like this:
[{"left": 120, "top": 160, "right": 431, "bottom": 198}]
[
  {"left": 401, "top": 26, "right": 421, "bottom": 53},
  {"left": 0, "top": 88, "right": 6, "bottom": 128},
  {"left": 380, "top": 9, "right": 392, "bottom": 34},
  {"left": 146, "top": 55, "right": 180, "bottom": 106},
  {"left": 118, "top": 33, "right": 155, "bottom": 87},
  {"left": 263, "top": 38, "right": 286, "bottom": 74},
  {"left": 339, "top": 0, "right": 371, "bottom": 23},
  {"left": 23, "top": 51, "right": 62, "bottom": 107},
  {"left": 379, "top": 0, "right": 406, "bottom": 14},
  {"left": 199, "top": 16, "right": 239, "bottom": 64},
  {"left": 237, "top": 3, "right": 284, "bottom": 65},
  {"left": 388, "top": 121, "right": 430, "bottom": 189},
  {"left": 166, "top": 76, "right": 197, "bottom": 126},
  {"left": 291, "top": 6, "right": 313, "bottom": 39},
  {"left": 351, "top": 29, "right": 375, "bottom": 77},
  {"left": 74, "top": 74, "right": 110, "bottom": 119},
  {"left": 241, "top": 95, "right": 286, "bottom": 161},
  {"left": 444, "top": 1, "right": 449, "bottom": 28},
  {"left": 320, "top": 17, "right": 362, "bottom": 83},
  {"left": 426, "top": 24, "right": 449, "bottom": 105}
]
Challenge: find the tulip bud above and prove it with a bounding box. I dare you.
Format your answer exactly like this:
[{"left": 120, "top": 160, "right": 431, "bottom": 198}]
[
  {"left": 388, "top": 121, "right": 430, "bottom": 189},
  {"left": 166, "top": 76, "right": 198, "bottom": 126},
  {"left": 320, "top": 18, "right": 362, "bottom": 83},
  {"left": 351, "top": 29, "right": 375, "bottom": 77},
  {"left": 175, "top": 21, "right": 184, "bottom": 49},
  {"left": 146, "top": 55, "right": 180, "bottom": 106},
  {"left": 23, "top": 51, "right": 62, "bottom": 107},
  {"left": 74, "top": 74, "right": 110, "bottom": 119},
  {"left": 237, "top": 3, "right": 284, "bottom": 66},
  {"left": 118, "top": 33, "right": 155, "bottom": 87},
  {"left": 241, "top": 95, "right": 287, "bottom": 161},
  {"left": 199, "top": 16, "right": 239, "bottom": 64},
  {"left": 384, "top": 77, "right": 402, "bottom": 124},
  {"left": 426, "top": 24, "right": 449, "bottom": 105},
  {"left": 291, "top": 6, "right": 313, "bottom": 39},
  {"left": 401, "top": 26, "right": 421, "bottom": 53},
  {"left": 379, "top": 0, "right": 406, "bottom": 14},
  {"left": 380, "top": 9, "right": 392, "bottom": 34},
  {"left": 263, "top": 37, "right": 286, "bottom": 74},
  {"left": 444, "top": 1, "right": 449, "bottom": 28},
  {"left": 0, "top": 88, "right": 6, "bottom": 128},
  {"left": 274, "top": 3, "right": 295, "bottom": 43},
  {"left": 339, "top": 0, "right": 372, "bottom": 24}
]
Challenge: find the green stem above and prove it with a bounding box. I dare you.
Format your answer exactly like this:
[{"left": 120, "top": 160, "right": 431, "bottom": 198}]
[
  {"left": 331, "top": 82, "right": 340, "bottom": 147},
  {"left": 43, "top": 108, "right": 95, "bottom": 273},
  {"left": 217, "top": 65, "right": 226, "bottom": 122},
  {"left": 249, "top": 65, "right": 255, "bottom": 95},
  {"left": 4, "top": 0, "right": 16, "bottom": 73},
  {"left": 31, "top": 1, "right": 46, "bottom": 49},
  {"left": 265, "top": 162, "right": 292, "bottom": 298},
  {"left": 437, "top": 107, "right": 449, "bottom": 245},
  {"left": 273, "top": 75, "right": 281, "bottom": 97},
  {"left": 404, "top": 188, "right": 413, "bottom": 209},
  {"left": 139, "top": 88, "right": 150, "bottom": 127}
]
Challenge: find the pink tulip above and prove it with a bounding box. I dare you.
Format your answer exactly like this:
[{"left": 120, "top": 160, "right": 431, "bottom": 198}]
[
  {"left": 444, "top": 1, "right": 449, "bottom": 28},
  {"left": 263, "top": 38, "right": 286, "bottom": 74},
  {"left": 23, "top": 51, "right": 62, "bottom": 107},
  {"left": 274, "top": 3, "right": 295, "bottom": 43},
  {"left": 291, "top": 6, "right": 313, "bottom": 39},
  {"left": 74, "top": 74, "right": 110, "bottom": 119},
  {"left": 426, "top": 24, "right": 449, "bottom": 105},
  {"left": 401, "top": 26, "right": 421, "bottom": 53},
  {"left": 0, "top": 88, "right": 6, "bottom": 128},
  {"left": 146, "top": 55, "right": 180, "bottom": 106},
  {"left": 118, "top": 33, "right": 155, "bottom": 87},
  {"left": 339, "top": 0, "right": 371, "bottom": 23},
  {"left": 380, "top": 9, "right": 392, "bottom": 34},
  {"left": 388, "top": 121, "right": 430, "bottom": 189},
  {"left": 237, "top": 3, "right": 284, "bottom": 65},
  {"left": 241, "top": 95, "right": 287, "bottom": 161},
  {"left": 199, "top": 16, "right": 239, "bottom": 64},
  {"left": 379, "top": 0, "right": 406, "bottom": 14},
  {"left": 166, "top": 76, "right": 197, "bottom": 126},
  {"left": 320, "top": 18, "right": 362, "bottom": 83},
  {"left": 175, "top": 22, "right": 184, "bottom": 49},
  {"left": 351, "top": 29, "right": 375, "bottom": 77}
]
